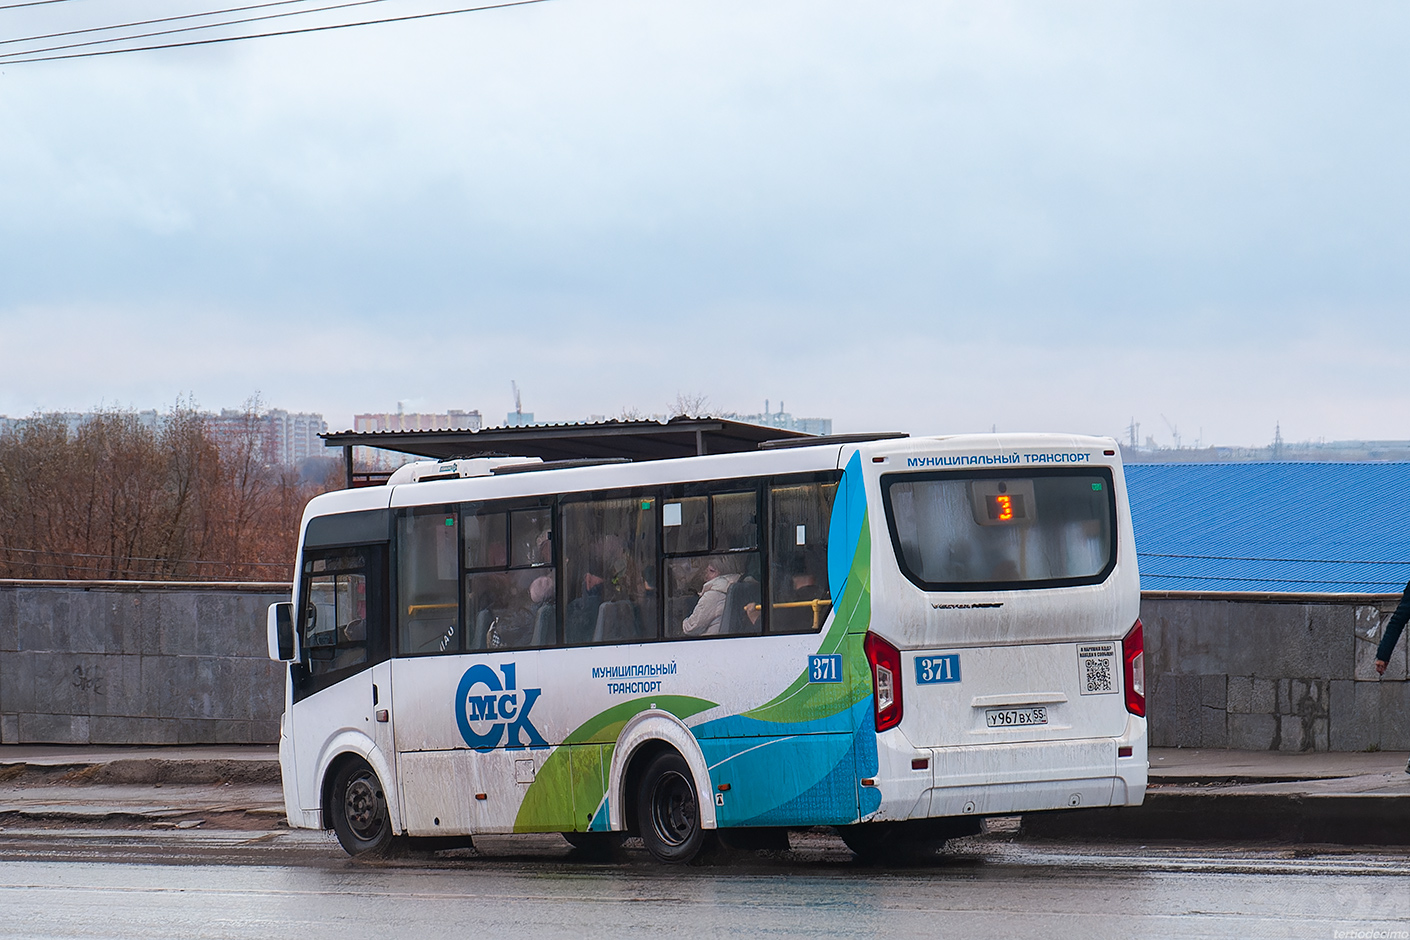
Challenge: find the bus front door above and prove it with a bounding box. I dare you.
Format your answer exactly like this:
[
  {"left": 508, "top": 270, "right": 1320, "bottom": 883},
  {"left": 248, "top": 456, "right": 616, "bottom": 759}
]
[{"left": 291, "top": 545, "right": 395, "bottom": 822}]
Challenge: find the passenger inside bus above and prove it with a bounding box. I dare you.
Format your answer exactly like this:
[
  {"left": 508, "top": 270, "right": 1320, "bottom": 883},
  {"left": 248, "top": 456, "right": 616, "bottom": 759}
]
[
  {"left": 470, "top": 543, "right": 536, "bottom": 649},
  {"left": 773, "top": 552, "right": 828, "bottom": 632},
  {"left": 681, "top": 554, "right": 746, "bottom": 637},
  {"left": 527, "top": 528, "right": 554, "bottom": 607},
  {"left": 565, "top": 570, "right": 605, "bottom": 645},
  {"left": 563, "top": 520, "right": 658, "bottom": 643}
]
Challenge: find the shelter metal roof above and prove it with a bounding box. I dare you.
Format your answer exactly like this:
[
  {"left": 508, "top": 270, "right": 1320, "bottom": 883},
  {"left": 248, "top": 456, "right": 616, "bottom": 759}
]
[
  {"left": 321, "top": 417, "right": 813, "bottom": 465},
  {"left": 1126, "top": 462, "right": 1410, "bottom": 594}
]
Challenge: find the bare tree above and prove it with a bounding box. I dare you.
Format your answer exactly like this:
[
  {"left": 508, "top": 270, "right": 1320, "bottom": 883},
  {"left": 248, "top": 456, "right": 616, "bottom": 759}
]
[
  {"left": 0, "top": 397, "right": 327, "bottom": 583},
  {"left": 668, "top": 392, "right": 712, "bottom": 419}
]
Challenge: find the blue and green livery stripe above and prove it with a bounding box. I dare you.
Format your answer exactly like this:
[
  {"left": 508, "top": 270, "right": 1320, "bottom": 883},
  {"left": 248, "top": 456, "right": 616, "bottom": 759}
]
[{"left": 513, "top": 450, "right": 878, "bottom": 831}]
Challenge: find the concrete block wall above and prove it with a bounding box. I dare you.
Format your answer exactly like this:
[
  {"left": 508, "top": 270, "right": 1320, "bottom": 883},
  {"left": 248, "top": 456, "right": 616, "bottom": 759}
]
[
  {"left": 1143, "top": 593, "right": 1408, "bottom": 752},
  {"left": 3, "top": 581, "right": 1404, "bottom": 750},
  {"left": 0, "top": 580, "right": 289, "bottom": 745}
]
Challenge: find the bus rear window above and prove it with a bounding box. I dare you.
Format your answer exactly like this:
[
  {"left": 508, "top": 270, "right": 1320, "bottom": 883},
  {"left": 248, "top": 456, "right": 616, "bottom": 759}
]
[{"left": 882, "top": 469, "right": 1116, "bottom": 590}]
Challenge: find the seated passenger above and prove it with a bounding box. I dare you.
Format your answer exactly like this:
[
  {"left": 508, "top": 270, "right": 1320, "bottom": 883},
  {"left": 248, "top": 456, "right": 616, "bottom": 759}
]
[
  {"left": 682, "top": 555, "right": 745, "bottom": 637},
  {"left": 775, "top": 553, "right": 827, "bottom": 632},
  {"left": 565, "top": 571, "right": 605, "bottom": 645}
]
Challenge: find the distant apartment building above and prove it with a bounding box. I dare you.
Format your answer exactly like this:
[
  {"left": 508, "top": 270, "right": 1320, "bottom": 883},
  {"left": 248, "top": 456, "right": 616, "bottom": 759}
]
[
  {"left": 271, "top": 410, "right": 328, "bottom": 466},
  {"left": 345, "top": 408, "right": 483, "bottom": 472},
  {"left": 0, "top": 407, "right": 326, "bottom": 468},
  {"left": 205, "top": 409, "right": 329, "bottom": 467},
  {"left": 0, "top": 410, "right": 161, "bottom": 436},
  {"left": 352, "top": 409, "right": 483, "bottom": 433}
]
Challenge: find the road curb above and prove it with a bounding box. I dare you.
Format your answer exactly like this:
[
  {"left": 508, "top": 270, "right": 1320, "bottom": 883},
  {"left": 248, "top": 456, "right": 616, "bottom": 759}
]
[
  {"left": 1022, "top": 791, "right": 1410, "bottom": 845},
  {"left": 0, "top": 807, "right": 286, "bottom": 828},
  {"left": 0, "top": 759, "right": 281, "bottom": 787}
]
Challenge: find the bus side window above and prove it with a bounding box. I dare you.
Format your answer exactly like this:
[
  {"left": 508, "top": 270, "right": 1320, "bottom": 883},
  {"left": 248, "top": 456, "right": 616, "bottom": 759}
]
[
  {"left": 769, "top": 482, "right": 837, "bottom": 633},
  {"left": 662, "top": 487, "right": 762, "bottom": 639},
  {"left": 463, "top": 504, "right": 557, "bottom": 651},
  {"left": 561, "top": 496, "right": 659, "bottom": 646},
  {"left": 711, "top": 491, "right": 758, "bottom": 551},
  {"left": 661, "top": 497, "right": 708, "bottom": 554},
  {"left": 398, "top": 507, "right": 460, "bottom": 656}
]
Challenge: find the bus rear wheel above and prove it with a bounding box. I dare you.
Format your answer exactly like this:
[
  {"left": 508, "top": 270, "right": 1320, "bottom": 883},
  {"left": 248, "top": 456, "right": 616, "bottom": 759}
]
[
  {"left": 636, "top": 751, "right": 714, "bottom": 864},
  {"left": 329, "top": 758, "right": 397, "bottom": 858}
]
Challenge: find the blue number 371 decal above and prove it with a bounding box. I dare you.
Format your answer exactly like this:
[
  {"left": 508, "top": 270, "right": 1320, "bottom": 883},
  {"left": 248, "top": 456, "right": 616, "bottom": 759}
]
[
  {"left": 808, "top": 654, "right": 842, "bottom": 683},
  {"left": 915, "top": 654, "right": 961, "bottom": 684}
]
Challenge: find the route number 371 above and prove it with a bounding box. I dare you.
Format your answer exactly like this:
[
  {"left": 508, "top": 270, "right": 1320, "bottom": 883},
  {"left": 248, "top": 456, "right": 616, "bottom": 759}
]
[
  {"left": 915, "top": 654, "right": 961, "bottom": 685},
  {"left": 808, "top": 654, "right": 843, "bottom": 683}
]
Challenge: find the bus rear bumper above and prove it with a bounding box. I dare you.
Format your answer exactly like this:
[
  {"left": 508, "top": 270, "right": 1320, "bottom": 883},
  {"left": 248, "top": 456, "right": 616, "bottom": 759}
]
[{"left": 872, "top": 727, "right": 1148, "bottom": 822}]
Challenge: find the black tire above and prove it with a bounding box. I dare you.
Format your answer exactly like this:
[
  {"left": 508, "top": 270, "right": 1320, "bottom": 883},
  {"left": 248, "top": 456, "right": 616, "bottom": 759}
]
[
  {"left": 329, "top": 758, "right": 397, "bottom": 858},
  {"left": 635, "top": 751, "right": 713, "bottom": 864}
]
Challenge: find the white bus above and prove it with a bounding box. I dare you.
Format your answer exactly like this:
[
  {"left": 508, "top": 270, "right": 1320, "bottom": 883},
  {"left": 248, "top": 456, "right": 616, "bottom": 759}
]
[{"left": 267, "top": 432, "right": 1146, "bottom": 862}]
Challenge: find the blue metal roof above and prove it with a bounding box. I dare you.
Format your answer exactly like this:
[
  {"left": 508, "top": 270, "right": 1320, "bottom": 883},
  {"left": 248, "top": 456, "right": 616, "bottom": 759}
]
[{"left": 1125, "top": 462, "right": 1410, "bottom": 594}]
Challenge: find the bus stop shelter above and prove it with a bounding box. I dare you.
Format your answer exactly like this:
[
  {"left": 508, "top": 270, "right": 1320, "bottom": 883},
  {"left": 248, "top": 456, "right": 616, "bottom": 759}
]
[{"left": 320, "top": 418, "right": 818, "bottom": 488}]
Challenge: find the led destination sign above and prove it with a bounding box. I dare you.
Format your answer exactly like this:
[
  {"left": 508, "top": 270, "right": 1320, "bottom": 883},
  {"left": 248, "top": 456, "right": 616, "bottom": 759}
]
[{"left": 970, "top": 479, "right": 1037, "bottom": 526}]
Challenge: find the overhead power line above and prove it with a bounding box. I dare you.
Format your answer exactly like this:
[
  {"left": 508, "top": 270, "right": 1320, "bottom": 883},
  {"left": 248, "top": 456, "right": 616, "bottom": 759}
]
[
  {"left": 1, "top": 544, "right": 293, "bottom": 569},
  {"left": 0, "top": 0, "right": 395, "bottom": 60},
  {"left": 0, "top": 0, "right": 89, "bottom": 10},
  {"left": 0, "top": 0, "right": 330, "bottom": 48},
  {"left": 0, "top": 0, "right": 554, "bottom": 64},
  {"left": 0, "top": 556, "right": 292, "bottom": 579}
]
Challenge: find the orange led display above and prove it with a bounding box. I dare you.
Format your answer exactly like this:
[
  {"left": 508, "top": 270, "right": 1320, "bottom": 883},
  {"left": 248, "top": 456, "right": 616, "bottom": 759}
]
[{"left": 983, "top": 492, "right": 1026, "bottom": 523}]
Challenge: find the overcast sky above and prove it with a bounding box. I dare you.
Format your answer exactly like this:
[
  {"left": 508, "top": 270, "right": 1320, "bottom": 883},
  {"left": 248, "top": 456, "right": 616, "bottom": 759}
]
[{"left": 1, "top": 1, "right": 1407, "bottom": 446}]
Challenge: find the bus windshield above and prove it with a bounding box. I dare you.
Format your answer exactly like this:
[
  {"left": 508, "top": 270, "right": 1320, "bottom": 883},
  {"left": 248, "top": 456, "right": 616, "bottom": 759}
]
[{"left": 882, "top": 468, "right": 1116, "bottom": 590}]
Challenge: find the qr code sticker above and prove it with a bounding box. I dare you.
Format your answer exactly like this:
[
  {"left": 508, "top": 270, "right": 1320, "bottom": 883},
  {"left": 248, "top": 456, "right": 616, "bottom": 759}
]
[
  {"left": 1084, "top": 657, "right": 1113, "bottom": 693},
  {"left": 1078, "top": 643, "right": 1117, "bottom": 695}
]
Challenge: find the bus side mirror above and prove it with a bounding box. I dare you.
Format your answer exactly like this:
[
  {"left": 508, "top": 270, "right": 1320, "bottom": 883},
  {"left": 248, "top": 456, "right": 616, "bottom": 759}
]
[{"left": 268, "top": 602, "right": 296, "bottom": 662}]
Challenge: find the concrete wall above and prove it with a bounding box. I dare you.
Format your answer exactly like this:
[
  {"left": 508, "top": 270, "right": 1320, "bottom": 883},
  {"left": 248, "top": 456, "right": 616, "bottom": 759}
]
[
  {"left": 3, "top": 581, "right": 1405, "bottom": 750},
  {"left": 0, "top": 580, "right": 289, "bottom": 745},
  {"left": 1142, "top": 592, "right": 1410, "bottom": 752}
]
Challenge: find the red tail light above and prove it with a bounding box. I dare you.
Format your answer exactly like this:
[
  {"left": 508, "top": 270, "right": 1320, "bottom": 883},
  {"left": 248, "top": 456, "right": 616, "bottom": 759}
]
[
  {"left": 1123, "top": 619, "right": 1145, "bottom": 717},
  {"left": 863, "top": 632, "right": 904, "bottom": 732}
]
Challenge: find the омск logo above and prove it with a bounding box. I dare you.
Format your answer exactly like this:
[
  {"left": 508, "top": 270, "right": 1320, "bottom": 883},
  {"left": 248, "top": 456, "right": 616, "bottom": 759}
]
[{"left": 455, "top": 663, "right": 549, "bottom": 751}]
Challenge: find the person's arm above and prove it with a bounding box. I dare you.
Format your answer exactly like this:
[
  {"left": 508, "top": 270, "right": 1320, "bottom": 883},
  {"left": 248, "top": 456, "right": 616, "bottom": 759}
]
[{"left": 1375, "top": 581, "right": 1410, "bottom": 673}]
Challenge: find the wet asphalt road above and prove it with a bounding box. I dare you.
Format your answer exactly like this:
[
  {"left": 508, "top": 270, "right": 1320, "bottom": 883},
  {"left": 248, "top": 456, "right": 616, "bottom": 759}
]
[{"left": 0, "top": 827, "right": 1405, "bottom": 940}]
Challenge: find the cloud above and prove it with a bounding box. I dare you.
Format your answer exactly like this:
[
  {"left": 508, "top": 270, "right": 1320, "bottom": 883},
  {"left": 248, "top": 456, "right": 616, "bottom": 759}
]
[{"left": 2, "top": 1, "right": 1409, "bottom": 442}]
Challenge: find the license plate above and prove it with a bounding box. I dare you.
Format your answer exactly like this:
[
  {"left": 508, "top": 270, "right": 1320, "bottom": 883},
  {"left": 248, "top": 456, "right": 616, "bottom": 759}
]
[{"left": 985, "top": 706, "right": 1048, "bottom": 728}]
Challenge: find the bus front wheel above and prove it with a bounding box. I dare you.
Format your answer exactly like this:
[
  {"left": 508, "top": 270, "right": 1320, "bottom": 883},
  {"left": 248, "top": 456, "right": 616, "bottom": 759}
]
[
  {"left": 636, "top": 751, "right": 714, "bottom": 864},
  {"left": 329, "top": 758, "right": 396, "bottom": 857}
]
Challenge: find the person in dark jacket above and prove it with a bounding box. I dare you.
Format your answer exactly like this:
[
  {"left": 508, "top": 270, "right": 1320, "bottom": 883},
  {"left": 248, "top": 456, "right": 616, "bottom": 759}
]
[{"left": 1373, "top": 580, "right": 1410, "bottom": 773}]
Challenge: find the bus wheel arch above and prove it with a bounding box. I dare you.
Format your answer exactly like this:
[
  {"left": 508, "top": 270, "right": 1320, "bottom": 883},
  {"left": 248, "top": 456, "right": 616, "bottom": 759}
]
[
  {"left": 607, "top": 710, "right": 717, "bottom": 836},
  {"left": 317, "top": 745, "right": 402, "bottom": 857}
]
